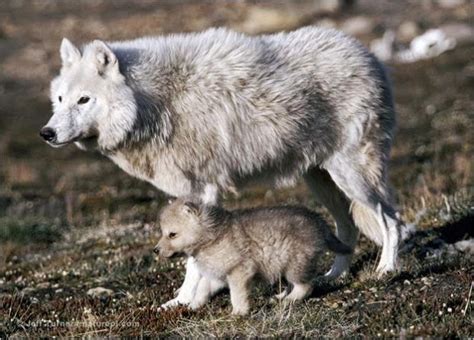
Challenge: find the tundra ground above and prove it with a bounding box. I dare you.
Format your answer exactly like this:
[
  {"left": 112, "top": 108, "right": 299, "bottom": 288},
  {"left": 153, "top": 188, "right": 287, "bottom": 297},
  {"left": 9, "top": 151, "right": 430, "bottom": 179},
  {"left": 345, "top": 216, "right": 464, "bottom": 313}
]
[{"left": 0, "top": 0, "right": 472, "bottom": 337}]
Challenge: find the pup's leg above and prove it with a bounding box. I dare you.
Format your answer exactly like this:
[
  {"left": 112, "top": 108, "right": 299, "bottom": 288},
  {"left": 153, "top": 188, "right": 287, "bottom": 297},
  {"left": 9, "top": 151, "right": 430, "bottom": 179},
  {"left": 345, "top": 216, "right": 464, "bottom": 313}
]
[
  {"left": 189, "top": 276, "right": 227, "bottom": 310},
  {"left": 227, "top": 268, "right": 253, "bottom": 315},
  {"left": 304, "top": 168, "right": 358, "bottom": 279},
  {"left": 160, "top": 257, "right": 201, "bottom": 310}
]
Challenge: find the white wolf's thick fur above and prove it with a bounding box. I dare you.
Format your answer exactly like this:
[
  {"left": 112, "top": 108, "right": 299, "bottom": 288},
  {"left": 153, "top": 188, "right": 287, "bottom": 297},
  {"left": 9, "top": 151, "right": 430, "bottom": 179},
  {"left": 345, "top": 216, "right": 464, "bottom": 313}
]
[{"left": 43, "top": 27, "right": 406, "bottom": 309}]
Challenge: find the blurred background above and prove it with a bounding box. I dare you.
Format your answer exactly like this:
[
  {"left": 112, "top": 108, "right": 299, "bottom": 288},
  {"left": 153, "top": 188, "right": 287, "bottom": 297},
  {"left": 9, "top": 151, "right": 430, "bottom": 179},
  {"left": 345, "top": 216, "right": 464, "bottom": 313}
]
[{"left": 0, "top": 0, "right": 472, "bottom": 337}]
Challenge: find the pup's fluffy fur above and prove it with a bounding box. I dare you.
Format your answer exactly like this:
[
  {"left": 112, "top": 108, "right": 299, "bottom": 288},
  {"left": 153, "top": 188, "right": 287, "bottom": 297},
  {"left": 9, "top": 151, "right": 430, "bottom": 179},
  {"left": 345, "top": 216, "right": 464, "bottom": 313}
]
[{"left": 155, "top": 198, "right": 351, "bottom": 315}]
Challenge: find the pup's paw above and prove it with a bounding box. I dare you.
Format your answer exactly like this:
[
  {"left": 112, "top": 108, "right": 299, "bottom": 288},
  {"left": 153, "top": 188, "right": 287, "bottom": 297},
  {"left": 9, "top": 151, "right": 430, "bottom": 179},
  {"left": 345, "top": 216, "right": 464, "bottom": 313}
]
[{"left": 274, "top": 290, "right": 288, "bottom": 300}]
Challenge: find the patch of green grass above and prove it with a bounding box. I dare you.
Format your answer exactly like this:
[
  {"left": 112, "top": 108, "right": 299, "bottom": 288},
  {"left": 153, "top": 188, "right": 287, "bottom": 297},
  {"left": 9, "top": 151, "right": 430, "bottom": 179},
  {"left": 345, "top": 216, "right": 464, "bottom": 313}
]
[{"left": 0, "top": 217, "right": 63, "bottom": 244}]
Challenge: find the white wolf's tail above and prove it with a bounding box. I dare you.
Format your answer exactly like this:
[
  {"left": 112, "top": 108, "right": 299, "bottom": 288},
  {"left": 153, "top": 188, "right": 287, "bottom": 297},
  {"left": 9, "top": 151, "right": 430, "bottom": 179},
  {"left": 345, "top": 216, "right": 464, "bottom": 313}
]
[
  {"left": 351, "top": 201, "right": 415, "bottom": 245},
  {"left": 351, "top": 201, "right": 384, "bottom": 246}
]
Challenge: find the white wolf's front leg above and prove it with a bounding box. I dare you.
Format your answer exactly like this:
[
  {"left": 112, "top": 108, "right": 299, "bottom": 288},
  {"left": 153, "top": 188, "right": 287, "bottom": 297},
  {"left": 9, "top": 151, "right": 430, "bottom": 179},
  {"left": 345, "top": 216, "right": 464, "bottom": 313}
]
[{"left": 160, "top": 257, "right": 201, "bottom": 310}]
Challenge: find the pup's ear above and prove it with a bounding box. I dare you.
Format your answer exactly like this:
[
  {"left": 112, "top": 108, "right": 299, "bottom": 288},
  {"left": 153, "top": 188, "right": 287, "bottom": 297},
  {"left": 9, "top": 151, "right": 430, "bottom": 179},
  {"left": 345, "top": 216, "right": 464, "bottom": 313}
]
[
  {"left": 182, "top": 201, "right": 200, "bottom": 216},
  {"left": 60, "top": 38, "right": 81, "bottom": 67},
  {"left": 90, "top": 40, "right": 118, "bottom": 75}
]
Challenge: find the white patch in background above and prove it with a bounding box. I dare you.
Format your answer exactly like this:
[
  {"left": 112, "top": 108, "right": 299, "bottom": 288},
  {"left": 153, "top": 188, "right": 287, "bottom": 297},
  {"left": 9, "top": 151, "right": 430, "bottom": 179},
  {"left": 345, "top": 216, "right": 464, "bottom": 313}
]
[
  {"left": 395, "top": 29, "right": 456, "bottom": 63},
  {"left": 370, "top": 26, "right": 469, "bottom": 64}
]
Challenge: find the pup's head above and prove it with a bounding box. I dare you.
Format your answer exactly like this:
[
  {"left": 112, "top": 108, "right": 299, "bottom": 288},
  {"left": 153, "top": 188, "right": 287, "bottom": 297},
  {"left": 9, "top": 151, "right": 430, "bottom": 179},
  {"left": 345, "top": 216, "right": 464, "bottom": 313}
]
[
  {"left": 40, "top": 38, "right": 136, "bottom": 150},
  {"left": 154, "top": 198, "right": 224, "bottom": 258}
]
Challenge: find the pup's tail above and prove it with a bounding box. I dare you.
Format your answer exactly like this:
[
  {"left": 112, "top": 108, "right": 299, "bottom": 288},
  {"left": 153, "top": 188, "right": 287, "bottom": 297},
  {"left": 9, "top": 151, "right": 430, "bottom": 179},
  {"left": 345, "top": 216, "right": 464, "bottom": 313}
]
[{"left": 325, "top": 232, "right": 353, "bottom": 255}]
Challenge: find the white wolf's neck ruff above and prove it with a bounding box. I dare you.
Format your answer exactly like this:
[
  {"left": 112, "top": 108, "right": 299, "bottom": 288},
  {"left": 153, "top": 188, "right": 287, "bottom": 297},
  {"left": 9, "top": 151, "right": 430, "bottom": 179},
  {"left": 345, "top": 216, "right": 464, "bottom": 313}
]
[{"left": 96, "top": 84, "right": 137, "bottom": 152}]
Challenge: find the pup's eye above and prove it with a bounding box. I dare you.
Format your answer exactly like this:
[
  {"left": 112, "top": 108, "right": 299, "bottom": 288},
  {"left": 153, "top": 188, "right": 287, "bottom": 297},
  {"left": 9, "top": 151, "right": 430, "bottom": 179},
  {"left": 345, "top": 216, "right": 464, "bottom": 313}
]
[
  {"left": 168, "top": 232, "right": 177, "bottom": 239},
  {"left": 78, "top": 96, "right": 90, "bottom": 105},
  {"left": 58, "top": 96, "right": 62, "bottom": 102}
]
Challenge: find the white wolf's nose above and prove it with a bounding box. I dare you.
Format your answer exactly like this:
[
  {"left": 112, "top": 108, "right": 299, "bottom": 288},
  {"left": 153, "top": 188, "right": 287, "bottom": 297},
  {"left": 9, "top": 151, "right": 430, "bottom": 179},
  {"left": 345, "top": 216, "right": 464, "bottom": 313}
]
[{"left": 39, "top": 127, "right": 57, "bottom": 142}]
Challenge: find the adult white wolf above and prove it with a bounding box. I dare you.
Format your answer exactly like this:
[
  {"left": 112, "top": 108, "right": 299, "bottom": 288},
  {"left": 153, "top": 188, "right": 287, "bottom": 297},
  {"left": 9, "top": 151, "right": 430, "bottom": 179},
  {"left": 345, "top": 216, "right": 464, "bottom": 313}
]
[{"left": 41, "top": 27, "right": 406, "bottom": 309}]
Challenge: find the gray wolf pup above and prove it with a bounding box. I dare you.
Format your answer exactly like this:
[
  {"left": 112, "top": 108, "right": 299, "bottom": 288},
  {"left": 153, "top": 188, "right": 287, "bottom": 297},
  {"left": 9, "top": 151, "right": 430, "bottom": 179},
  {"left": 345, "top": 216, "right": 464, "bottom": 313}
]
[
  {"left": 154, "top": 198, "right": 352, "bottom": 315},
  {"left": 40, "top": 26, "right": 408, "bottom": 309}
]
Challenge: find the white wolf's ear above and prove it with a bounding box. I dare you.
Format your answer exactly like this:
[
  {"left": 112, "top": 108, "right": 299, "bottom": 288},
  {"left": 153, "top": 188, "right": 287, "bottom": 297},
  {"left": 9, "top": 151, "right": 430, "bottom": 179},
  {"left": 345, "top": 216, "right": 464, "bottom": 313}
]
[
  {"left": 90, "top": 40, "right": 118, "bottom": 75},
  {"left": 60, "top": 38, "right": 81, "bottom": 67}
]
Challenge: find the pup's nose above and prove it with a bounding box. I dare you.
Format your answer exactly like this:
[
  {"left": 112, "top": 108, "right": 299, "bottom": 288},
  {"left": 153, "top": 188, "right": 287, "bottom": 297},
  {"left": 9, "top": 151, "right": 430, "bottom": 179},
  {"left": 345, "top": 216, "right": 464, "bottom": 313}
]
[
  {"left": 153, "top": 246, "right": 160, "bottom": 255},
  {"left": 39, "top": 127, "right": 56, "bottom": 142}
]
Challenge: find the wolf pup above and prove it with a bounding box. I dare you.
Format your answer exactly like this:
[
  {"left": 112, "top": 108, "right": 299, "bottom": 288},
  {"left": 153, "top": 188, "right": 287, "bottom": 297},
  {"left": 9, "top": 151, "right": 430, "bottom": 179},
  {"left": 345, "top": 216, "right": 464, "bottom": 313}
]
[
  {"left": 154, "top": 198, "right": 351, "bottom": 315},
  {"left": 42, "top": 26, "right": 409, "bottom": 309}
]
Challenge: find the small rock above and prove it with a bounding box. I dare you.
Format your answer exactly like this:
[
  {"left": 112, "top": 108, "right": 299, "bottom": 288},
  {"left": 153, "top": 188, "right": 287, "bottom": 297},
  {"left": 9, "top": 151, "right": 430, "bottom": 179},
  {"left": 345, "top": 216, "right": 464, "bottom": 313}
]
[
  {"left": 370, "top": 30, "right": 396, "bottom": 62},
  {"left": 36, "top": 282, "right": 50, "bottom": 289},
  {"left": 87, "top": 287, "right": 114, "bottom": 298},
  {"left": 314, "top": 0, "right": 346, "bottom": 12},
  {"left": 235, "top": 7, "right": 302, "bottom": 34},
  {"left": 316, "top": 18, "right": 337, "bottom": 29},
  {"left": 437, "top": 0, "right": 466, "bottom": 8},
  {"left": 397, "top": 21, "right": 420, "bottom": 43},
  {"left": 264, "top": 190, "right": 276, "bottom": 204},
  {"left": 21, "top": 287, "right": 36, "bottom": 295},
  {"left": 341, "top": 16, "right": 374, "bottom": 36},
  {"left": 426, "top": 104, "right": 437, "bottom": 115}
]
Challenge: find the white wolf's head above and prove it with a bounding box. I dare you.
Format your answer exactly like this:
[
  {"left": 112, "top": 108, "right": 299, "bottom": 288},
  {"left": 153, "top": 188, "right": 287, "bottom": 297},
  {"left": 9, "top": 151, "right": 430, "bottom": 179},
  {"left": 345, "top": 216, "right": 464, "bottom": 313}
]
[{"left": 40, "top": 38, "right": 136, "bottom": 150}]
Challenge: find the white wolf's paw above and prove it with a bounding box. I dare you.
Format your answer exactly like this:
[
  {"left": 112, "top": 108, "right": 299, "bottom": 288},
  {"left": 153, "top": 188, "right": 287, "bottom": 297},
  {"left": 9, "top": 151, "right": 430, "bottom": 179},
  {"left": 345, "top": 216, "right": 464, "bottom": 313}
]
[
  {"left": 375, "top": 262, "right": 399, "bottom": 278},
  {"left": 158, "top": 297, "right": 187, "bottom": 312}
]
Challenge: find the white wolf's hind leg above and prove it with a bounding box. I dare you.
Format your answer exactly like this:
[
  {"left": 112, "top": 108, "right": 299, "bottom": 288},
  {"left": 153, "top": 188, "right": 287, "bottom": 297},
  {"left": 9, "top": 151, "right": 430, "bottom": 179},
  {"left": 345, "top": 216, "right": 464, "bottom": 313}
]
[
  {"left": 304, "top": 168, "right": 358, "bottom": 279},
  {"left": 325, "top": 156, "right": 402, "bottom": 276}
]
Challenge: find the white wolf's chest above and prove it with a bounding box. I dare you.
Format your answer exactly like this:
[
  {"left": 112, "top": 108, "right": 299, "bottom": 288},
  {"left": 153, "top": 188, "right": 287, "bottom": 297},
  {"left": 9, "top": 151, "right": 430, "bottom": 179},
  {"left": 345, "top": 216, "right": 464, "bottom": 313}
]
[{"left": 108, "top": 150, "right": 192, "bottom": 197}]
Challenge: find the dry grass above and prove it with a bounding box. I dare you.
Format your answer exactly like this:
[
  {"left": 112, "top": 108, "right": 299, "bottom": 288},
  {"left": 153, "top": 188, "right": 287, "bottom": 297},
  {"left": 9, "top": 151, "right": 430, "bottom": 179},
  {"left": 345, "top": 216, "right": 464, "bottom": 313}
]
[{"left": 0, "top": 0, "right": 473, "bottom": 337}]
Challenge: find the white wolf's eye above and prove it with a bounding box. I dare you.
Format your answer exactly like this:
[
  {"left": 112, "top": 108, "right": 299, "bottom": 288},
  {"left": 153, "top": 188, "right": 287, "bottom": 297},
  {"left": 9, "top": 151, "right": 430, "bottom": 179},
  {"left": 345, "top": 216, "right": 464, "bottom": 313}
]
[
  {"left": 78, "top": 96, "right": 90, "bottom": 105},
  {"left": 168, "top": 232, "right": 177, "bottom": 239}
]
